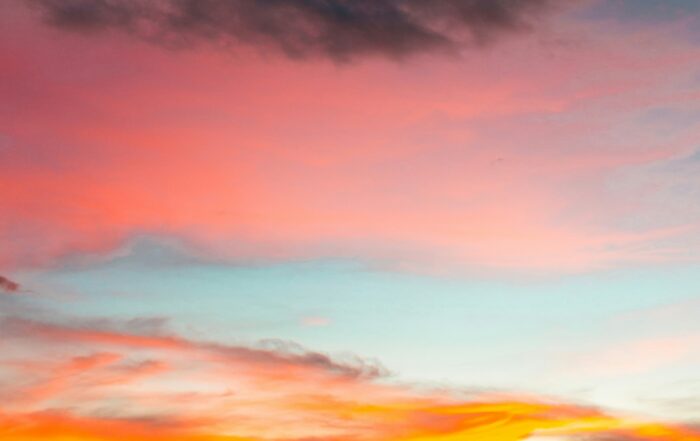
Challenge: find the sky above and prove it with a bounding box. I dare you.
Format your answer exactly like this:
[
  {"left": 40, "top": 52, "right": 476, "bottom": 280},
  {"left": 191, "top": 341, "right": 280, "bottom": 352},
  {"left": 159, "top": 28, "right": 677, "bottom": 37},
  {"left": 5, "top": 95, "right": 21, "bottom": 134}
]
[{"left": 1, "top": 0, "right": 700, "bottom": 440}]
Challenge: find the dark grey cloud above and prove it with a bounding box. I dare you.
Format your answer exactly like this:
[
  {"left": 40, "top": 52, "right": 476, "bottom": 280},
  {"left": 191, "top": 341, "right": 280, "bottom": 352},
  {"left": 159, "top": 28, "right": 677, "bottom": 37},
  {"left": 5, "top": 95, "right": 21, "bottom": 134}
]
[
  {"left": 31, "top": 0, "right": 555, "bottom": 61},
  {"left": 0, "top": 275, "right": 20, "bottom": 294}
]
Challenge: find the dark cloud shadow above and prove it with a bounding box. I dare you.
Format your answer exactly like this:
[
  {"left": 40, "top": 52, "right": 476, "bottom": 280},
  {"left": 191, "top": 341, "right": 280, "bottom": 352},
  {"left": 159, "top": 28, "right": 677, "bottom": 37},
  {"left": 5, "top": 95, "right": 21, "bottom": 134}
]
[{"left": 31, "top": 0, "right": 555, "bottom": 61}]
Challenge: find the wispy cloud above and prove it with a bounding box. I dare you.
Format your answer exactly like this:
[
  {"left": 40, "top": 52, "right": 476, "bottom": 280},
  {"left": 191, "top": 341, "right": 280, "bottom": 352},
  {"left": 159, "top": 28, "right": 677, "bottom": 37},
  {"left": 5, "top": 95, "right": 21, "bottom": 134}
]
[
  {"left": 0, "top": 316, "right": 388, "bottom": 381},
  {"left": 569, "top": 334, "right": 700, "bottom": 377}
]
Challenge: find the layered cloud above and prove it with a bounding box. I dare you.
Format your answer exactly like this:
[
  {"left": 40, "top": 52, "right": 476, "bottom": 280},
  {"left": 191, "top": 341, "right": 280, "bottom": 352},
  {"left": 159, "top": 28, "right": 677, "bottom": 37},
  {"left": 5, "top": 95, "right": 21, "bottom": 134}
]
[{"left": 1, "top": 309, "right": 699, "bottom": 441}]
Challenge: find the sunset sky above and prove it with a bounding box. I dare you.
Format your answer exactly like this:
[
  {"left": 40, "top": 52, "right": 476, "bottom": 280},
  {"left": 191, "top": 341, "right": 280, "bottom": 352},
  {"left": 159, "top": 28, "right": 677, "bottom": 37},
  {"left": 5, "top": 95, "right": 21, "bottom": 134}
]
[{"left": 2, "top": 1, "right": 700, "bottom": 440}]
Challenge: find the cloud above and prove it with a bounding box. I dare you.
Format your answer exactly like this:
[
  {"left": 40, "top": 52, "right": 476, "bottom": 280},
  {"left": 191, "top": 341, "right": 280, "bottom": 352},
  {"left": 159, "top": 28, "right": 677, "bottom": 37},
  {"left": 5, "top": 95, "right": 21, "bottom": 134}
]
[
  {"left": 0, "top": 275, "right": 20, "bottom": 294},
  {"left": 4, "top": 0, "right": 700, "bottom": 275},
  {"left": 300, "top": 316, "right": 332, "bottom": 327},
  {"left": 0, "top": 316, "right": 388, "bottom": 381},
  {"left": 31, "top": 0, "right": 555, "bottom": 61},
  {"left": 1, "top": 311, "right": 700, "bottom": 441}
]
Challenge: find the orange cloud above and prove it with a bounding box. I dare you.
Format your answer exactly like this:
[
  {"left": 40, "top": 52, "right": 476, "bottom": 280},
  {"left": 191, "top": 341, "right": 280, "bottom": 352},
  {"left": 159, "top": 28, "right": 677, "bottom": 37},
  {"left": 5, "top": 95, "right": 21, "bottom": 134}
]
[
  {"left": 1, "top": 315, "right": 699, "bottom": 441},
  {"left": 0, "top": 398, "right": 698, "bottom": 441},
  {"left": 0, "top": 411, "right": 250, "bottom": 441}
]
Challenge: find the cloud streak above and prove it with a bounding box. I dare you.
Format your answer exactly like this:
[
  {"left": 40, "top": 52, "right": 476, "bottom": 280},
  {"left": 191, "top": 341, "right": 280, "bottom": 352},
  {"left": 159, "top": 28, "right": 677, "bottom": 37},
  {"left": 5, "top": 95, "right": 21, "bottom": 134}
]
[
  {"left": 31, "top": 0, "right": 554, "bottom": 61},
  {"left": 0, "top": 316, "right": 388, "bottom": 381}
]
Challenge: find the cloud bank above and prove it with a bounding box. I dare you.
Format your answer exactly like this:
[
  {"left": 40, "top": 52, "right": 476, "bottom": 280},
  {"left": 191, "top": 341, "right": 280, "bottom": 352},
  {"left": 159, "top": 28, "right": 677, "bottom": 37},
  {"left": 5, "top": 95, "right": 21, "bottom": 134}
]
[
  {"left": 1, "top": 311, "right": 699, "bottom": 441},
  {"left": 31, "top": 0, "right": 554, "bottom": 60}
]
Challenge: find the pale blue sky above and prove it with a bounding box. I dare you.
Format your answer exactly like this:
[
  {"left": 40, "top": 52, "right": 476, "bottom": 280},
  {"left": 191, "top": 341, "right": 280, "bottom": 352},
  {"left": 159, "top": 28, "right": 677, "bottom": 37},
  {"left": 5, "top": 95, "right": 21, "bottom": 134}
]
[{"left": 17, "top": 236, "right": 700, "bottom": 418}]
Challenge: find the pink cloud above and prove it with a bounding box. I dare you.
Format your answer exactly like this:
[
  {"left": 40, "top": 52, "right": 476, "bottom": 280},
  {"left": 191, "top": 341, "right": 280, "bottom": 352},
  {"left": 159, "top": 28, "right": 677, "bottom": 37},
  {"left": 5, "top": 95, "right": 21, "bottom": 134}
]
[{"left": 2, "top": 2, "right": 700, "bottom": 274}]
